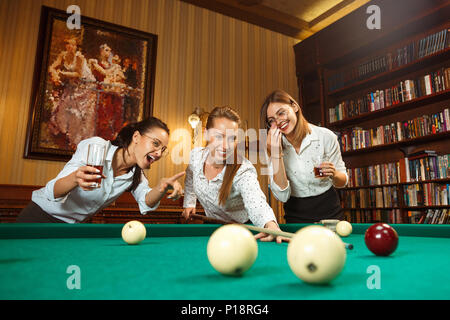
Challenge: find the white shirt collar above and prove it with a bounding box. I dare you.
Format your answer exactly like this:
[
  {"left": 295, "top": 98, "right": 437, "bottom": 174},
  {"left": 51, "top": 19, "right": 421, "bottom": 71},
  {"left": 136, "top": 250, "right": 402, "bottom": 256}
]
[
  {"left": 105, "top": 141, "right": 117, "bottom": 163},
  {"left": 104, "top": 142, "right": 135, "bottom": 179},
  {"left": 200, "top": 147, "right": 227, "bottom": 182}
]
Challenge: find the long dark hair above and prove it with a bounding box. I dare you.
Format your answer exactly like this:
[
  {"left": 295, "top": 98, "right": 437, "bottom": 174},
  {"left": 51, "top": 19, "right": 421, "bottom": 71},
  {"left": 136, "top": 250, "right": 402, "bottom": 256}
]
[
  {"left": 205, "top": 106, "right": 242, "bottom": 206},
  {"left": 111, "top": 117, "right": 170, "bottom": 192}
]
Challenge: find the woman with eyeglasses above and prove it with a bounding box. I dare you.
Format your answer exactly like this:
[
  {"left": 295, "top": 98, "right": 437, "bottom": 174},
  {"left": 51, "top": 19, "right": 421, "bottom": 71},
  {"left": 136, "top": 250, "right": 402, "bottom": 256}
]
[
  {"left": 182, "top": 106, "right": 288, "bottom": 243},
  {"left": 260, "top": 89, "right": 348, "bottom": 223},
  {"left": 16, "top": 117, "right": 185, "bottom": 223}
]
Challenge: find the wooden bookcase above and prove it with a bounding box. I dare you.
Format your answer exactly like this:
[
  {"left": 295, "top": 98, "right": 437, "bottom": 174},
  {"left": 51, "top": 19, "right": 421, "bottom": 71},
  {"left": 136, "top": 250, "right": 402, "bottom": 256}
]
[{"left": 294, "top": 0, "right": 450, "bottom": 224}]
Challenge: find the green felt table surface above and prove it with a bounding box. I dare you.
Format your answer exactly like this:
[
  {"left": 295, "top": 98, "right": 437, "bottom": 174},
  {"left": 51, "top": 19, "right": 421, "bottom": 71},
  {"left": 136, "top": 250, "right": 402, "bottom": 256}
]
[{"left": 0, "top": 223, "right": 449, "bottom": 300}]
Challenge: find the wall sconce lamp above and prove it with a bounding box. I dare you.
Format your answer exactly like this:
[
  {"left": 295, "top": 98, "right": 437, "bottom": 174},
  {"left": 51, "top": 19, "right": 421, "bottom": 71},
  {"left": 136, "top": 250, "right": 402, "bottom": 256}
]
[{"left": 188, "top": 107, "right": 204, "bottom": 145}]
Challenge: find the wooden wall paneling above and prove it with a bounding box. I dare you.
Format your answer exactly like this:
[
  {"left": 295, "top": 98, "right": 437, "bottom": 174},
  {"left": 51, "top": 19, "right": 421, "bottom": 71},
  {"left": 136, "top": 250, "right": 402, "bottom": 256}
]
[{"left": 0, "top": 184, "right": 205, "bottom": 223}]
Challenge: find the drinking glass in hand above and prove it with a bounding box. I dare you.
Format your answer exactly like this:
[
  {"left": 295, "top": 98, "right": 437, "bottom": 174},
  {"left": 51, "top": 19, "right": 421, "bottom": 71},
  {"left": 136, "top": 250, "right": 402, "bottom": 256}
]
[
  {"left": 313, "top": 155, "right": 329, "bottom": 178},
  {"left": 87, "top": 143, "right": 106, "bottom": 188}
]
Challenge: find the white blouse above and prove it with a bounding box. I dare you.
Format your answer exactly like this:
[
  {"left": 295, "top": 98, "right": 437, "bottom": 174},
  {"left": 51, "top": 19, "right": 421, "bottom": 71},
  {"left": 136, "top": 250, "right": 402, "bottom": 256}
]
[
  {"left": 32, "top": 137, "right": 159, "bottom": 223},
  {"left": 268, "top": 124, "right": 348, "bottom": 202},
  {"left": 183, "top": 147, "right": 277, "bottom": 228}
]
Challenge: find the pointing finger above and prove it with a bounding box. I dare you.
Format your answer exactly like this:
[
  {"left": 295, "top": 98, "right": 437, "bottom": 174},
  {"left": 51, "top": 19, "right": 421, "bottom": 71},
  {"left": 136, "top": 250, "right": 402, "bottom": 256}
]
[{"left": 169, "top": 171, "right": 186, "bottom": 182}]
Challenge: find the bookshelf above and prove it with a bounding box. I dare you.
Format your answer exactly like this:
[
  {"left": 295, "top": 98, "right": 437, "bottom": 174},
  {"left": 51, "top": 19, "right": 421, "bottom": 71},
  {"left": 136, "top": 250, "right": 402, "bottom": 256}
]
[{"left": 294, "top": 0, "right": 450, "bottom": 224}]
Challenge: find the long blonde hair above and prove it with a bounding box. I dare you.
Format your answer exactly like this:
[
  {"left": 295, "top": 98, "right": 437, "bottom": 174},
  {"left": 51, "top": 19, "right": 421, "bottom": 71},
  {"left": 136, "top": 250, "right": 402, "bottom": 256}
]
[
  {"left": 205, "top": 106, "right": 242, "bottom": 206},
  {"left": 260, "top": 89, "right": 310, "bottom": 149}
]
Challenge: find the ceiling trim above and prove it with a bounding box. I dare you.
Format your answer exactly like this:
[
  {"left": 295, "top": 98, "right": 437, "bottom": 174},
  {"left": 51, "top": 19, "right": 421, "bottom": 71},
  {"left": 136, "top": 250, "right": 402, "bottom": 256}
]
[
  {"left": 309, "top": 0, "right": 357, "bottom": 27},
  {"left": 180, "top": 0, "right": 313, "bottom": 39}
]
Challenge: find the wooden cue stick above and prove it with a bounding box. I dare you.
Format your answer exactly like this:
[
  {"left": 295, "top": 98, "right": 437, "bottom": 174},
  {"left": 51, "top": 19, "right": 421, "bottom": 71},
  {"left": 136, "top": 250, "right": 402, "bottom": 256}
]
[
  {"left": 189, "top": 213, "right": 354, "bottom": 249},
  {"left": 189, "top": 213, "right": 234, "bottom": 225},
  {"left": 242, "top": 225, "right": 295, "bottom": 238},
  {"left": 190, "top": 213, "right": 293, "bottom": 237}
]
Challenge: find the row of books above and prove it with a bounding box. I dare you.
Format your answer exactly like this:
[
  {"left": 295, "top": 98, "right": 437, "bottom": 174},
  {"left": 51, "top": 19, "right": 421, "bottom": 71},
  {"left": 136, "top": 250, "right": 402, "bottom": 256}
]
[
  {"left": 418, "top": 29, "right": 449, "bottom": 58},
  {"left": 409, "top": 209, "right": 450, "bottom": 224},
  {"left": 399, "top": 153, "right": 450, "bottom": 182},
  {"left": 327, "top": 28, "right": 449, "bottom": 92},
  {"left": 340, "top": 183, "right": 450, "bottom": 208},
  {"left": 384, "top": 68, "right": 448, "bottom": 104},
  {"left": 346, "top": 162, "right": 399, "bottom": 187},
  {"left": 329, "top": 67, "right": 449, "bottom": 123},
  {"left": 339, "top": 187, "right": 399, "bottom": 209},
  {"left": 403, "top": 183, "right": 450, "bottom": 207},
  {"left": 346, "top": 153, "right": 450, "bottom": 187},
  {"left": 342, "top": 209, "right": 404, "bottom": 224},
  {"left": 343, "top": 209, "right": 450, "bottom": 224},
  {"left": 328, "top": 55, "right": 388, "bottom": 91},
  {"left": 338, "top": 108, "right": 450, "bottom": 152}
]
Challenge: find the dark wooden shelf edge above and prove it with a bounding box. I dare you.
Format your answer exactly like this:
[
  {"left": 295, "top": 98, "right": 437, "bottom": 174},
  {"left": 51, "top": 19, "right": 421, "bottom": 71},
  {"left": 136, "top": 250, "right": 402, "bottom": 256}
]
[
  {"left": 343, "top": 206, "right": 450, "bottom": 210},
  {"left": 342, "top": 184, "right": 398, "bottom": 190},
  {"left": 343, "top": 207, "right": 402, "bottom": 210},
  {"left": 403, "top": 206, "right": 450, "bottom": 209},
  {"left": 342, "top": 178, "right": 450, "bottom": 189},
  {"left": 401, "top": 178, "right": 450, "bottom": 185}
]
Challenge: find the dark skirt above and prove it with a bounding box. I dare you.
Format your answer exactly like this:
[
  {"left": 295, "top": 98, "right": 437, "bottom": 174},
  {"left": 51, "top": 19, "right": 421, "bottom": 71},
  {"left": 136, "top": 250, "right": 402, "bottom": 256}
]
[
  {"left": 16, "top": 201, "right": 66, "bottom": 223},
  {"left": 283, "top": 187, "right": 343, "bottom": 223}
]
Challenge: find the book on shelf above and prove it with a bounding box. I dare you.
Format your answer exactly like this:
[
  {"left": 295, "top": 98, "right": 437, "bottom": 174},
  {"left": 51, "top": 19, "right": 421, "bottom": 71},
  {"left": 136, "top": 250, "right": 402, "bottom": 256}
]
[
  {"left": 336, "top": 107, "right": 450, "bottom": 152},
  {"left": 339, "top": 186, "right": 399, "bottom": 209},
  {"left": 345, "top": 154, "right": 450, "bottom": 187},
  {"left": 403, "top": 183, "right": 450, "bottom": 206},
  {"left": 342, "top": 208, "right": 449, "bottom": 224},
  {"left": 401, "top": 154, "right": 449, "bottom": 182},
  {"left": 408, "top": 209, "right": 450, "bottom": 224},
  {"left": 418, "top": 28, "right": 449, "bottom": 58},
  {"left": 329, "top": 67, "right": 449, "bottom": 123},
  {"left": 343, "top": 209, "right": 404, "bottom": 224},
  {"left": 406, "top": 149, "right": 437, "bottom": 159},
  {"left": 327, "top": 28, "right": 449, "bottom": 92}
]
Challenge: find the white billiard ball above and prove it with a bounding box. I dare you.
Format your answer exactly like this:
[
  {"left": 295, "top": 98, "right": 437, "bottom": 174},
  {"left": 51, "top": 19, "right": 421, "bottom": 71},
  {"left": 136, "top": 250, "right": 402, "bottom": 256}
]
[
  {"left": 336, "top": 221, "right": 352, "bottom": 237},
  {"left": 207, "top": 224, "right": 258, "bottom": 276},
  {"left": 122, "top": 220, "right": 146, "bottom": 245},
  {"left": 287, "top": 225, "right": 346, "bottom": 284}
]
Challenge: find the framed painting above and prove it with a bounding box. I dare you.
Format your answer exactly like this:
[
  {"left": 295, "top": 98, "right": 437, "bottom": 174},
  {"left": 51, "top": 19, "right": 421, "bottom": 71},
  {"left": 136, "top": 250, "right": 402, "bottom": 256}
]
[{"left": 24, "top": 6, "right": 157, "bottom": 161}]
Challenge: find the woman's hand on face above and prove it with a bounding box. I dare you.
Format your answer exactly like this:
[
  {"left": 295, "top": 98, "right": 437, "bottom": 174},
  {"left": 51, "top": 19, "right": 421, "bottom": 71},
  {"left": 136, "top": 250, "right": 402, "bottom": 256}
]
[
  {"left": 74, "top": 166, "right": 107, "bottom": 191},
  {"left": 267, "top": 123, "right": 283, "bottom": 159}
]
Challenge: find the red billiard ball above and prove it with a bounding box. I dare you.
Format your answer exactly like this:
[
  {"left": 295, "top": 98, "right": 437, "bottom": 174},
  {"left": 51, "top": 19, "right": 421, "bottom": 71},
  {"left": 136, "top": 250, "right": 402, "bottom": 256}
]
[{"left": 364, "top": 223, "right": 399, "bottom": 256}]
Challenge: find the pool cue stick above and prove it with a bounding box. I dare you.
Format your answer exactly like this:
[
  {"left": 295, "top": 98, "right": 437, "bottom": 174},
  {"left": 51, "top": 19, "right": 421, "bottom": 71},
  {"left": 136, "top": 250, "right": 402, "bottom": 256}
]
[
  {"left": 190, "top": 213, "right": 292, "bottom": 238},
  {"left": 188, "top": 213, "right": 234, "bottom": 225},
  {"left": 190, "top": 214, "right": 354, "bottom": 250},
  {"left": 243, "top": 225, "right": 297, "bottom": 239},
  {"left": 244, "top": 224, "right": 354, "bottom": 250}
]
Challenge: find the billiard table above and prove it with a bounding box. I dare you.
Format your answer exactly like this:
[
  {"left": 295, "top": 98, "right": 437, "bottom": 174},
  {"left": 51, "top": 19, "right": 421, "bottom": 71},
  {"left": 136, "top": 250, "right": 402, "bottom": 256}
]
[{"left": 0, "top": 223, "right": 449, "bottom": 300}]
